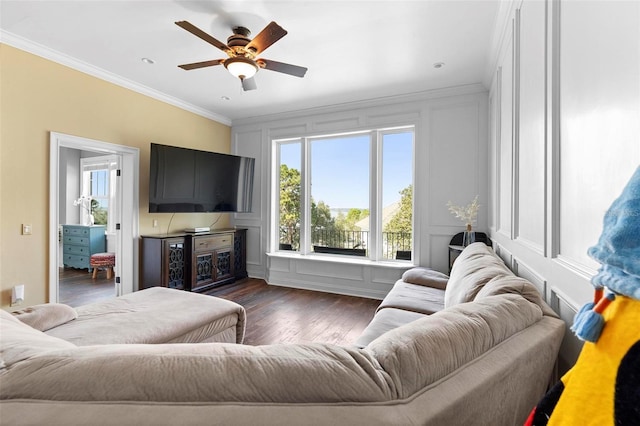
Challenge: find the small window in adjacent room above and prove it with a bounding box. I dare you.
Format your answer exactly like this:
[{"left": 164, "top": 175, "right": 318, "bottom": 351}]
[{"left": 80, "top": 155, "right": 118, "bottom": 234}]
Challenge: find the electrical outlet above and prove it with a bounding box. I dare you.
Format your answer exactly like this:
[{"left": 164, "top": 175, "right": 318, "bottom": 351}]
[
  {"left": 153, "top": 219, "right": 158, "bottom": 228},
  {"left": 11, "top": 285, "right": 25, "bottom": 306},
  {"left": 22, "top": 224, "right": 32, "bottom": 235}
]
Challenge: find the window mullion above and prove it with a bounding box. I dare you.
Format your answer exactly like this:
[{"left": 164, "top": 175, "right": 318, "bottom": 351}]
[
  {"left": 300, "top": 138, "right": 310, "bottom": 255},
  {"left": 369, "top": 131, "right": 380, "bottom": 261}
]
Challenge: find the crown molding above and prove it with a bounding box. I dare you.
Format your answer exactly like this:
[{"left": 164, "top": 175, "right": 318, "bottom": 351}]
[{"left": 0, "top": 30, "right": 232, "bottom": 126}]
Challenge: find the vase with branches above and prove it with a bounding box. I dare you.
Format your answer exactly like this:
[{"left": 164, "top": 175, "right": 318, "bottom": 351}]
[{"left": 446, "top": 195, "right": 480, "bottom": 247}]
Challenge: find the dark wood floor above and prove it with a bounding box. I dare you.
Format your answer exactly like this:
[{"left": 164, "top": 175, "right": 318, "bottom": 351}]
[
  {"left": 58, "top": 274, "right": 380, "bottom": 347},
  {"left": 205, "top": 279, "right": 381, "bottom": 346},
  {"left": 59, "top": 267, "right": 116, "bottom": 307}
]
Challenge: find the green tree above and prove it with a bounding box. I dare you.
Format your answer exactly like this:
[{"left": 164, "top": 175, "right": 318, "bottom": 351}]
[
  {"left": 335, "top": 208, "right": 369, "bottom": 230},
  {"left": 384, "top": 185, "right": 413, "bottom": 254},
  {"left": 385, "top": 185, "right": 413, "bottom": 233},
  {"left": 311, "top": 200, "right": 335, "bottom": 230},
  {"left": 91, "top": 199, "right": 108, "bottom": 225},
  {"left": 311, "top": 200, "right": 337, "bottom": 246},
  {"left": 279, "top": 164, "right": 301, "bottom": 249}
]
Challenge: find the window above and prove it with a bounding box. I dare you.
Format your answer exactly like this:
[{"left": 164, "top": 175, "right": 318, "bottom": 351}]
[
  {"left": 80, "top": 155, "right": 118, "bottom": 233},
  {"left": 274, "top": 127, "right": 414, "bottom": 261}
]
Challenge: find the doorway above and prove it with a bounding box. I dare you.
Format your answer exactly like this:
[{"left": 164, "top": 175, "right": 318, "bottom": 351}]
[{"left": 49, "top": 132, "right": 139, "bottom": 304}]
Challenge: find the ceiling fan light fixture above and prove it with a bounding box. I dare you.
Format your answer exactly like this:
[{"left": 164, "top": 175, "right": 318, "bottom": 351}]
[{"left": 225, "top": 57, "right": 258, "bottom": 80}]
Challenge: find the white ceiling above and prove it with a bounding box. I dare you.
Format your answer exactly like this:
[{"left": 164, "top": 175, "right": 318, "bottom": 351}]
[{"left": 0, "top": 0, "right": 502, "bottom": 124}]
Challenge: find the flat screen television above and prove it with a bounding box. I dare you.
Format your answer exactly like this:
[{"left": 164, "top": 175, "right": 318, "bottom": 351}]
[{"left": 149, "top": 143, "right": 255, "bottom": 213}]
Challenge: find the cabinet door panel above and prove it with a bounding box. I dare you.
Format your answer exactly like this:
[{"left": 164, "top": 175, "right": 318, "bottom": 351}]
[{"left": 215, "top": 248, "right": 234, "bottom": 282}]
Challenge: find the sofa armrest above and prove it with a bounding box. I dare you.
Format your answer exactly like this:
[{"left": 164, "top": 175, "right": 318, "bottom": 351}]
[{"left": 401, "top": 267, "right": 449, "bottom": 290}]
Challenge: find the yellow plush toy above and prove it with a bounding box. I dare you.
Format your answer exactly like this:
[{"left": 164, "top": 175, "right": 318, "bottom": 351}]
[{"left": 526, "top": 166, "right": 640, "bottom": 426}]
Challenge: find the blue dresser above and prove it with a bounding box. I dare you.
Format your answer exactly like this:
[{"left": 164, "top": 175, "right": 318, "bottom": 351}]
[{"left": 62, "top": 225, "right": 106, "bottom": 271}]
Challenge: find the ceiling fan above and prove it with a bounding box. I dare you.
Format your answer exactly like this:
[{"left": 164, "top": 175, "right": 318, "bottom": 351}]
[{"left": 175, "top": 20, "right": 307, "bottom": 91}]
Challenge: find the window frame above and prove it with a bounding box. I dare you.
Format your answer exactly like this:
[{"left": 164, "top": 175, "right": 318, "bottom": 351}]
[
  {"left": 272, "top": 125, "right": 415, "bottom": 263},
  {"left": 79, "top": 155, "right": 118, "bottom": 233}
]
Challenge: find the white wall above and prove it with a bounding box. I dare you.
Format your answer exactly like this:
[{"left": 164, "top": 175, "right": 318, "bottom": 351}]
[
  {"left": 232, "top": 86, "right": 488, "bottom": 299},
  {"left": 487, "top": 0, "right": 640, "bottom": 372}
]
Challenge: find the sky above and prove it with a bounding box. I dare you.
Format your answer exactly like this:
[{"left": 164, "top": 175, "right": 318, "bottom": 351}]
[{"left": 280, "top": 131, "right": 413, "bottom": 209}]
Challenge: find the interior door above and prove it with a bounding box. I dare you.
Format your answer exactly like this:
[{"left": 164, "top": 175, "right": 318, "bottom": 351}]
[{"left": 50, "top": 132, "right": 139, "bottom": 304}]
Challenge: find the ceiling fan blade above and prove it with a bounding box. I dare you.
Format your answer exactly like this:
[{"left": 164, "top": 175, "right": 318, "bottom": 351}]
[
  {"left": 178, "top": 59, "right": 225, "bottom": 70},
  {"left": 175, "top": 21, "right": 231, "bottom": 53},
  {"left": 241, "top": 77, "right": 257, "bottom": 91},
  {"left": 258, "top": 59, "right": 307, "bottom": 78},
  {"left": 245, "top": 21, "right": 287, "bottom": 55}
]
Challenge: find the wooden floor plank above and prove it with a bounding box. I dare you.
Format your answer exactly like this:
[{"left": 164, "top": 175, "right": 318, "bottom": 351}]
[
  {"left": 59, "top": 267, "right": 116, "bottom": 307},
  {"left": 205, "top": 279, "right": 381, "bottom": 346}
]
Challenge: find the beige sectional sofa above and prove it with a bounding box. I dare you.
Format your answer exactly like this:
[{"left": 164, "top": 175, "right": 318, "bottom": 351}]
[{"left": 0, "top": 243, "right": 564, "bottom": 426}]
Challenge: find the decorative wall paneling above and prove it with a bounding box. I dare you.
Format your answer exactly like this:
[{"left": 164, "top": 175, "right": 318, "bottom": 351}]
[
  {"left": 556, "top": 0, "right": 640, "bottom": 277},
  {"left": 232, "top": 87, "right": 488, "bottom": 299},
  {"left": 512, "top": 257, "right": 546, "bottom": 297},
  {"left": 497, "top": 30, "right": 514, "bottom": 239},
  {"left": 549, "top": 286, "right": 583, "bottom": 375},
  {"left": 488, "top": 0, "right": 640, "bottom": 372},
  {"left": 514, "top": 1, "right": 546, "bottom": 254},
  {"left": 234, "top": 129, "right": 266, "bottom": 279}
]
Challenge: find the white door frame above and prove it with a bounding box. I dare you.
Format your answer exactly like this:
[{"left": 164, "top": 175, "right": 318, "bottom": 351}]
[{"left": 49, "top": 132, "right": 139, "bottom": 302}]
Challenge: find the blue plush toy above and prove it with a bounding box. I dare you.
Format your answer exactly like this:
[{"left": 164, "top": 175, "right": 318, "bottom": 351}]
[{"left": 526, "top": 166, "right": 640, "bottom": 426}]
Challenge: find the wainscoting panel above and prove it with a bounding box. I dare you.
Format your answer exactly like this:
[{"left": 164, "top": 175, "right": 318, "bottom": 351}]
[
  {"left": 370, "top": 265, "right": 407, "bottom": 285},
  {"left": 494, "top": 243, "right": 513, "bottom": 270},
  {"left": 243, "top": 224, "right": 262, "bottom": 267},
  {"left": 513, "top": 257, "right": 547, "bottom": 298},
  {"left": 497, "top": 20, "right": 514, "bottom": 239},
  {"left": 296, "top": 259, "right": 365, "bottom": 281},
  {"left": 312, "top": 116, "right": 361, "bottom": 133},
  {"left": 430, "top": 233, "right": 455, "bottom": 275},
  {"left": 488, "top": 82, "right": 498, "bottom": 233},
  {"left": 557, "top": 0, "right": 640, "bottom": 275},
  {"left": 514, "top": 0, "right": 545, "bottom": 253},
  {"left": 367, "top": 110, "right": 420, "bottom": 127},
  {"left": 234, "top": 129, "right": 263, "bottom": 222},
  {"left": 268, "top": 255, "right": 292, "bottom": 273},
  {"left": 269, "top": 124, "right": 309, "bottom": 139},
  {"left": 550, "top": 286, "right": 583, "bottom": 375},
  {"left": 428, "top": 101, "right": 482, "bottom": 228}
]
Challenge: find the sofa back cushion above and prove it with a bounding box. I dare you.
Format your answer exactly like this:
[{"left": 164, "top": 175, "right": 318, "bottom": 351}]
[
  {"left": 444, "top": 242, "right": 513, "bottom": 308},
  {"left": 476, "top": 275, "right": 558, "bottom": 318},
  {"left": 0, "top": 309, "right": 76, "bottom": 370},
  {"left": 0, "top": 339, "right": 396, "bottom": 404},
  {"left": 366, "top": 294, "right": 543, "bottom": 398}
]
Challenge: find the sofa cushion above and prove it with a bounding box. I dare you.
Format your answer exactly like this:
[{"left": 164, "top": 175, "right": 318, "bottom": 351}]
[
  {"left": 12, "top": 303, "right": 77, "bottom": 331},
  {"left": 401, "top": 267, "right": 449, "bottom": 290},
  {"left": 444, "top": 242, "right": 513, "bottom": 308},
  {"left": 0, "top": 310, "right": 76, "bottom": 370},
  {"left": 366, "top": 294, "right": 544, "bottom": 399},
  {"left": 355, "top": 308, "right": 426, "bottom": 348},
  {"left": 377, "top": 280, "right": 445, "bottom": 315},
  {"left": 476, "top": 275, "right": 559, "bottom": 318}
]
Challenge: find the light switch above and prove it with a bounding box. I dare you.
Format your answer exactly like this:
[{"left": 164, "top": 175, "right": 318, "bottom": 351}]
[{"left": 22, "top": 224, "right": 32, "bottom": 235}]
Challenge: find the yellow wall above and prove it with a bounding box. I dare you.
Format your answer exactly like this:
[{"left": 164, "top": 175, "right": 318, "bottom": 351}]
[{"left": 0, "top": 44, "right": 231, "bottom": 309}]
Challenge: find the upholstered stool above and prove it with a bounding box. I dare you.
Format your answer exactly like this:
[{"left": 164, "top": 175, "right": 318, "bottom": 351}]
[{"left": 90, "top": 252, "right": 115, "bottom": 279}]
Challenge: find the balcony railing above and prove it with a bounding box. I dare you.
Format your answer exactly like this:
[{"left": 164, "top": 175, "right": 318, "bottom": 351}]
[{"left": 280, "top": 229, "right": 412, "bottom": 260}]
